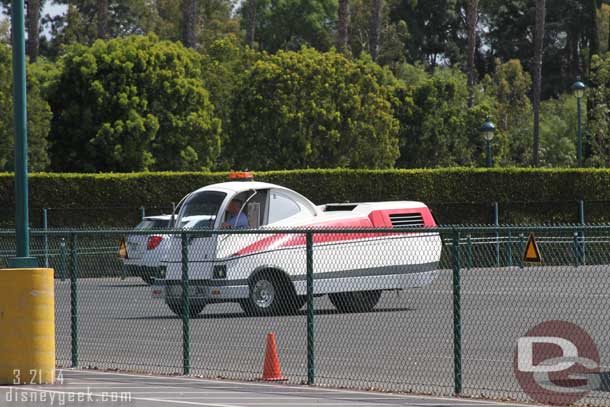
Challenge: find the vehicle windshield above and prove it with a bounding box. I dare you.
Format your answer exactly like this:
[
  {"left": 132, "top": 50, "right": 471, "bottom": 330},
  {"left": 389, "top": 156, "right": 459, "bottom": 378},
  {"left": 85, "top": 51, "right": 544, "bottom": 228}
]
[
  {"left": 178, "top": 191, "right": 226, "bottom": 225},
  {"left": 136, "top": 219, "right": 170, "bottom": 229}
]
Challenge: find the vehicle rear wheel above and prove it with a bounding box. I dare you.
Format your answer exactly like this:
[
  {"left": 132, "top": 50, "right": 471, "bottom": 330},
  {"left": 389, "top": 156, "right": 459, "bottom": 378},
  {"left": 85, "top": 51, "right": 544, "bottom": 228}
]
[
  {"left": 166, "top": 299, "right": 206, "bottom": 318},
  {"left": 240, "top": 271, "right": 301, "bottom": 316},
  {"left": 328, "top": 290, "right": 382, "bottom": 313}
]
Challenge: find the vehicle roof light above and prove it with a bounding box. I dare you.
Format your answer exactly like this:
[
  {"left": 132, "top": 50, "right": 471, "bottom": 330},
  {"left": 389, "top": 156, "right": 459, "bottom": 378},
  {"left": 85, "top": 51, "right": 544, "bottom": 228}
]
[{"left": 228, "top": 171, "right": 254, "bottom": 181}]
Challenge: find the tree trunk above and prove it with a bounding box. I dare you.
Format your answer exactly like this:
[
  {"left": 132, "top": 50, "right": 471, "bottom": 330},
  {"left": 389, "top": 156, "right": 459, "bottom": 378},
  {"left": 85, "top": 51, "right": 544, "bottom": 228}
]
[
  {"left": 96, "top": 0, "right": 108, "bottom": 39},
  {"left": 246, "top": 0, "right": 257, "bottom": 47},
  {"left": 532, "top": 0, "right": 545, "bottom": 167},
  {"left": 568, "top": 29, "right": 580, "bottom": 80},
  {"left": 26, "top": 0, "right": 41, "bottom": 62},
  {"left": 466, "top": 0, "right": 478, "bottom": 108},
  {"left": 368, "top": 0, "right": 382, "bottom": 61},
  {"left": 337, "top": 0, "right": 349, "bottom": 54},
  {"left": 589, "top": 0, "right": 599, "bottom": 57},
  {"left": 182, "top": 0, "right": 197, "bottom": 49}
]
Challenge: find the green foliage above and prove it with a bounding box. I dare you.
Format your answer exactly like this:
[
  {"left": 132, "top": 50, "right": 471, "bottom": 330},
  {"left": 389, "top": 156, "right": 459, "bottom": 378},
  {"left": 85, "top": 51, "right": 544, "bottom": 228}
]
[
  {"left": 390, "top": 0, "right": 463, "bottom": 67},
  {"left": 482, "top": 59, "right": 532, "bottom": 165},
  {"left": 348, "top": 0, "right": 409, "bottom": 67},
  {"left": 0, "top": 44, "right": 52, "bottom": 172},
  {"left": 586, "top": 52, "right": 610, "bottom": 166},
  {"left": 538, "top": 95, "right": 578, "bottom": 167},
  {"left": 0, "top": 168, "right": 607, "bottom": 226},
  {"left": 240, "top": 0, "right": 337, "bottom": 52},
  {"left": 48, "top": 34, "right": 222, "bottom": 172},
  {"left": 227, "top": 48, "right": 400, "bottom": 169},
  {"left": 395, "top": 67, "right": 502, "bottom": 167},
  {"left": 200, "top": 36, "right": 259, "bottom": 169},
  {"left": 0, "top": 17, "right": 8, "bottom": 44}
]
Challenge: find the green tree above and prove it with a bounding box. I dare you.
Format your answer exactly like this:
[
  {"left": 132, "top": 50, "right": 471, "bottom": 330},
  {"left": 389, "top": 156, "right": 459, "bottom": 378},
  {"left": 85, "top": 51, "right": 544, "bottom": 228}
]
[
  {"left": 1, "top": 0, "right": 46, "bottom": 61},
  {"left": 201, "top": 37, "right": 259, "bottom": 168},
  {"left": 539, "top": 95, "right": 578, "bottom": 167},
  {"left": 48, "top": 34, "right": 221, "bottom": 172},
  {"left": 586, "top": 52, "right": 610, "bottom": 166},
  {"left": 482, "top": 59, "right": 532, "bottom": 165},
  {"left": 390, "top": 0, "right": 463, "bottom": 68},
  {"left": 227, "top": 48, "right": 400, "bottom": 169},
  {"left": 348, "top": 0, "right": 409, "bottom": 68},
  {"left": 239, "top": 0, "right": 337, "bottom": 52},
  {"left": 0, "top": 18, "right": 9, "bottom": 43},
  {"left": 0, "top": 44, "right": 52, "bottom": 171},
  {"left": 395, "top": 66, "right": 503, "bottom": 167}
]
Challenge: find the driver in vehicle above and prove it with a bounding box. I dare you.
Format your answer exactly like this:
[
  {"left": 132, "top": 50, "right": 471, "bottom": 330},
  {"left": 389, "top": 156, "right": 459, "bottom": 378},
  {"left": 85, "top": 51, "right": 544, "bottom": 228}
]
[{"left": 222, "top": 199, "right": 249, "bottom": 229}]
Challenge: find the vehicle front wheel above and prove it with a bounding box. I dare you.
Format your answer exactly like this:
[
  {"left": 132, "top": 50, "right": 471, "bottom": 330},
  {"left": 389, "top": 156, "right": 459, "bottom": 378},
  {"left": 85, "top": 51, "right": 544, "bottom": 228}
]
[
  {"left": 240, "top": 272, "right": 301, "bottom": 316},
  {"left": 166, "top": 299, "right": 206, "bottom": 318},
  {"left": 328, "top": 290, "right": 382, "bottom": 313}
]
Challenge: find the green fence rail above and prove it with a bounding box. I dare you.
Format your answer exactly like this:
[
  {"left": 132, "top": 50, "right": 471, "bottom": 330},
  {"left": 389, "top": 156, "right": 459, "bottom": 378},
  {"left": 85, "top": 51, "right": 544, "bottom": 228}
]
[{"left": 0, "top": 225, "right": 608, "bottom": 405}]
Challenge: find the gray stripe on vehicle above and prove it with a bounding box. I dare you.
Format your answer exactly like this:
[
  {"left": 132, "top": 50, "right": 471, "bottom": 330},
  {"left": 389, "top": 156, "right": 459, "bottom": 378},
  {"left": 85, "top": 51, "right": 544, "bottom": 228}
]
[{"left": 164, "top": 262, "right": 438, "bottom": 286}]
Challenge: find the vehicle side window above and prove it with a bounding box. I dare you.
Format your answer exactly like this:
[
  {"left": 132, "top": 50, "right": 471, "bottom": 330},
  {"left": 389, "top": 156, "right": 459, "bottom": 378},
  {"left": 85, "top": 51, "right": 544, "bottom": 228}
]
[
  {"left": 267, "top": 192, "right": 301, "bottom": 224},
  {"left": 193, "top": 219, "right": 213, "bottom": 229}
]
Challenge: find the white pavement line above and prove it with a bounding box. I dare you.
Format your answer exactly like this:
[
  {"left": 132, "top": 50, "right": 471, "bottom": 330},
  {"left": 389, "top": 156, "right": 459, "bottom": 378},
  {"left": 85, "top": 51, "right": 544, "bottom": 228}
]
[
  {"left": 62, "top": 370, "right": 534, "bottom": 407},
  {"left": 17, "top": 388, "right": 245, "bottom": 407},
  {"left": 219, "top": 403, "right": 361, "bottom": 406},
  {"left": 164, "top": 399, "right": 363, "bottom": 406},
  {"left": 38, "top": 386, "right": 191, "bottom": 390},
  {"left": 123, "top": 391, "right": 260, "bottom": 395}
]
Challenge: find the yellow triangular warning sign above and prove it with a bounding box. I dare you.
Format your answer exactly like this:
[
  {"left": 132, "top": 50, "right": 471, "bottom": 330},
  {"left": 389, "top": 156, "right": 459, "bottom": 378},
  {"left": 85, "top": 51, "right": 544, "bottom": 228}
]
[
  {"left": 118, "top": 238, "right": 128, "bottom": 259},
  {"left": 523, "top": 233, "right": 542, "bottom": 264}
]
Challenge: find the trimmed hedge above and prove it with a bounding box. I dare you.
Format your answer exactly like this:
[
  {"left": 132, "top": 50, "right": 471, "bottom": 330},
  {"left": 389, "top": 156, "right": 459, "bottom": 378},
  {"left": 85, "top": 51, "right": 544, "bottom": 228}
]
[{"left": 0, "top": 168, "right": 609, "bottom": 226}]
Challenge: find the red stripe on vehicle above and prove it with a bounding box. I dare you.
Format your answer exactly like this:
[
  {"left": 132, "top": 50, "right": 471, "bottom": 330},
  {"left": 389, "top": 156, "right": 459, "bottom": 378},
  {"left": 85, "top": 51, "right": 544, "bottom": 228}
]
[{"left": 233, "top": 207, "right": 436, "bottom": 256}]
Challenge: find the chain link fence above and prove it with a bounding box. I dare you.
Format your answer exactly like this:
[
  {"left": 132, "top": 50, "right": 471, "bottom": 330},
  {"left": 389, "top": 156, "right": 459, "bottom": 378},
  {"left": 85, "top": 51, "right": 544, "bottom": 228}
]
[{"left": 0, "top": 226, "right": 608, "bottom": 405}]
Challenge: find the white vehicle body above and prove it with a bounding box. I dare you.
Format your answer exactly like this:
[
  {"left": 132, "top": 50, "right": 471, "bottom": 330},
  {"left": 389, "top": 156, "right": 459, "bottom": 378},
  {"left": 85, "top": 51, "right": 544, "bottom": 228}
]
[
  {"left": 156, "top": 180, "right": 442, "bottom": 315},
  {"left": 123, "top": 215, "right": 172, "bottom": 271},
  {"left": 123, "top": 215, "right": 214, "bottom": 283}
]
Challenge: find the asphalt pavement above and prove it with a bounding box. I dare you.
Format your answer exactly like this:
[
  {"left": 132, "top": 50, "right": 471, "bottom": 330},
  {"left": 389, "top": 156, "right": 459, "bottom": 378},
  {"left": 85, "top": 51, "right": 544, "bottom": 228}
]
[
  {"left": 52, "top": 265, "right": 610, "bottom": 406},
  {"left": 0, "top": 369, "right": 541, "bottom": 407}
]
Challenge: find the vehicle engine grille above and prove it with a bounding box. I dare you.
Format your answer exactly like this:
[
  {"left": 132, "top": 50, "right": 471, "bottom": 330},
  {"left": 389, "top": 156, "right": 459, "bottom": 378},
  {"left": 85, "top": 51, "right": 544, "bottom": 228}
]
[{"left": 389, "top": 213, "right": 424, "bottom": 228}]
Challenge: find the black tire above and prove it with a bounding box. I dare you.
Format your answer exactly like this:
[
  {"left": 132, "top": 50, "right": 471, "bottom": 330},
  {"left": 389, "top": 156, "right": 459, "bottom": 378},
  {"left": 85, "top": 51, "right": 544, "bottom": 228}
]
[
  {"left": 328, "top": 290, "right": 382, "bottom": 313},
  {"left": 240, "top": 271, "right": 300, "bottom": 316},
  {"left": 166, "top": 299, "right": 206, "bottom": 318}
]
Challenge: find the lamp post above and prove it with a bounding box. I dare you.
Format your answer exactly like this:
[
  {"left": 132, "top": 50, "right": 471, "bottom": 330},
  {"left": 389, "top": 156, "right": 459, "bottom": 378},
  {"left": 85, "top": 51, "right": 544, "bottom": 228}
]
[
  {"left": 571, "top": 80, "right": 586, "bottom": 167},
  {"left": 480, "top": 117, "right": 496, "bottom": 168},
  {"left": 9, "top": 0, "right": 36, "bottom": 268}
]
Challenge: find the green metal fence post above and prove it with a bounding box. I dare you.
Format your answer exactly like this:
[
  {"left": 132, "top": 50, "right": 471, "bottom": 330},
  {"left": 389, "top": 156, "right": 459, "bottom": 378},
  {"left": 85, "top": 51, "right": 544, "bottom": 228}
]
[
  {"left": 493, "top": 202, "right": 500, "bottom": 266},
  {"left": 506, "top": 230, "right": 513, "bottom": 268},
  {"left": 140, "top": 206, "right": 146, "bottom": 220},
  {"left": 59, "top": 238, "right": 67, "bottom": 281},
  {"left": 42, "top": 208, "right": 49, "bottom": 267},
  {"left": 69, "top": 233, "right": 78, "bottom": 367},
  {"left": 519, "top": 233, "right": 525, "bottom": 269},
  {"left": 466, "top": 234, "right": 473, "bottom": 270},
  {"left": 573, "top": 232, "right": 580, "bottom": 267},
  {"left": 451, "top": 229, "right": 462, "bottom": 395},
  {"left": 7, "top": 0, "right": 37, "bottom": 269},
  {"left": 181, "top": 232, "right": 190, "bottom": 375},
  {"left": 578, "top": 200, "right": 585, "bottom": 265},
  {"left": 306, "top": 232, "right": 315, "bottom": 385}
]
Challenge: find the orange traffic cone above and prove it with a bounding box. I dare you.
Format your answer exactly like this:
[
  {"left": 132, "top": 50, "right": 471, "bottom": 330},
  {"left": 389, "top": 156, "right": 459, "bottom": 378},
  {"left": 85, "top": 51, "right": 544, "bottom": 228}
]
[{"left": 261, "top": 332, "right": 287, "bottom": 381}]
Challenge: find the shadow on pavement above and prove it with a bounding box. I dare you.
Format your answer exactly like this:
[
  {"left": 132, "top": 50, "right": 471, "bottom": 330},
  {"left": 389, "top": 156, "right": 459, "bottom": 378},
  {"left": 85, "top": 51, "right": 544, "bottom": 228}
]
[{"left": 118, "top": 306, "right": 415, "bottom": 320}]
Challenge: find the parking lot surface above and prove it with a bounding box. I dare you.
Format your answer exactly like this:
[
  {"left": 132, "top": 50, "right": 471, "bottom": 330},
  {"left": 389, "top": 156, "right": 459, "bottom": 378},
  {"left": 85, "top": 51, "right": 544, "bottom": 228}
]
[{"left": 0, "top": 370, "right": 537, "bottom": 407}]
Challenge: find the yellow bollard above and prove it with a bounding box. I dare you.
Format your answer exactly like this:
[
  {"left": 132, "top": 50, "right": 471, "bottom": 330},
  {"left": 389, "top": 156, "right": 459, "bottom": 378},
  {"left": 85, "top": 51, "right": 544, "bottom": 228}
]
[{"left": 0, "top": 268, "right": 55, "bottom": 385}]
